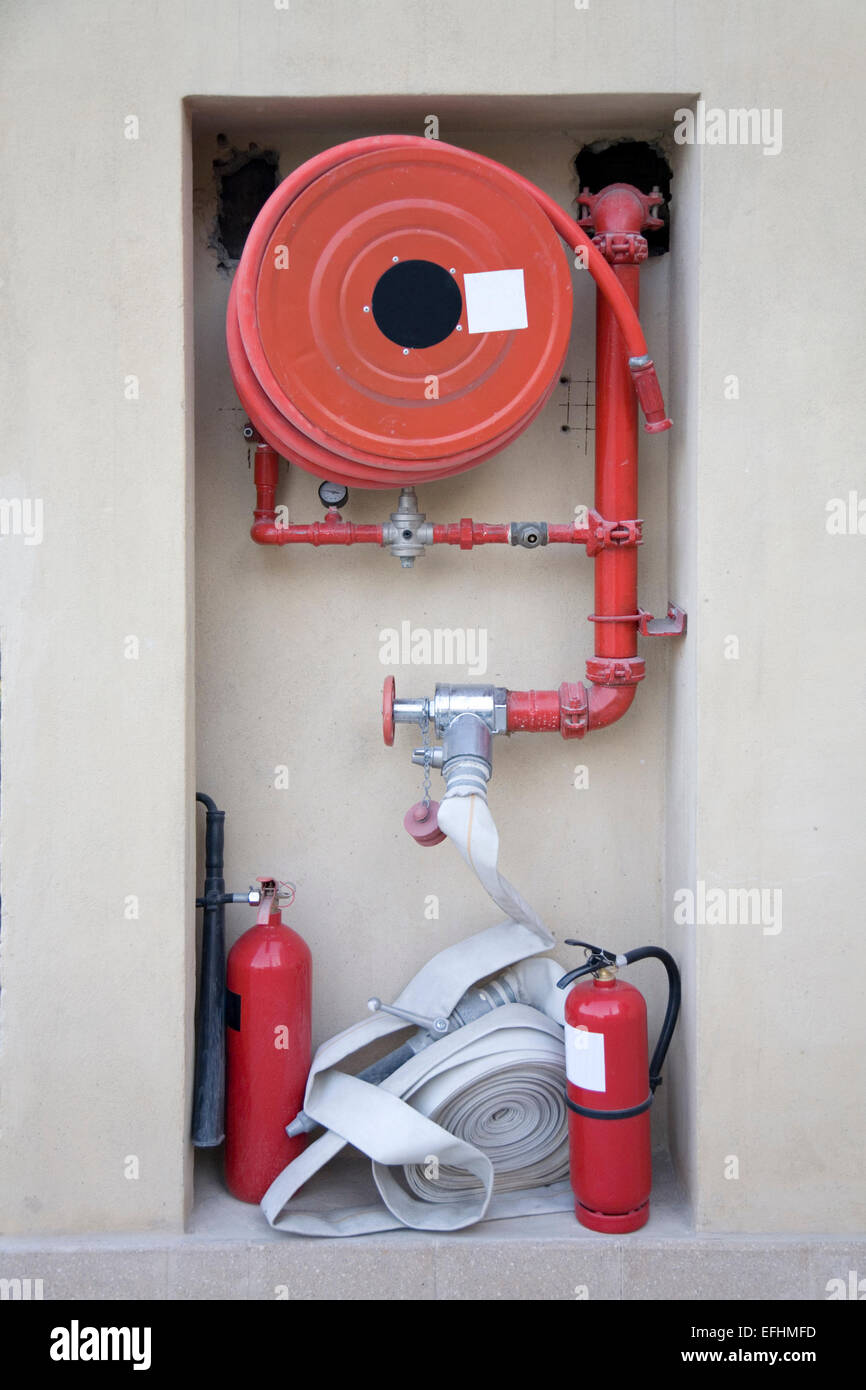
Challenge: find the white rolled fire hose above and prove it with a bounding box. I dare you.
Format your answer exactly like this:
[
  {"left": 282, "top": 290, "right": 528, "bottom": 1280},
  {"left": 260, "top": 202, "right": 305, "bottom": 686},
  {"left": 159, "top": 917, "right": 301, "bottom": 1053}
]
[{"left": 261, "top": 793, "right": 573, "bottom": 1235}]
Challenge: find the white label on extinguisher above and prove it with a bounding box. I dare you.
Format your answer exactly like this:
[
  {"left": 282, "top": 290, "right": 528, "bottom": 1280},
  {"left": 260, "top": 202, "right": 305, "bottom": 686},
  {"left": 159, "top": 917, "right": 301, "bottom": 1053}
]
[
  {"left": 463, "top": 269, "right": 528, "bottom": 334},
  {"left": 565, "top": 1024, "right": 606, "bottom": 1092}
]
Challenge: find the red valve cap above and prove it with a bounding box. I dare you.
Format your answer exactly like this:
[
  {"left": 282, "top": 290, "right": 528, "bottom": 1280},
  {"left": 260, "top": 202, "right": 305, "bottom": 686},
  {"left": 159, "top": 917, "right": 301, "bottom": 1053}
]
[{"left": 403, "top": 800, "right": 447, "bottom": 847}]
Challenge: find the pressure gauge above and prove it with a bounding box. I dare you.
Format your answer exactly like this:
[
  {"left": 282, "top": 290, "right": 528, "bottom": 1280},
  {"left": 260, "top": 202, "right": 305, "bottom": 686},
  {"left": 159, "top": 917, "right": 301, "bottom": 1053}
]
[{"left": 318, "top": 480, "right": 349, "bottom": 509}]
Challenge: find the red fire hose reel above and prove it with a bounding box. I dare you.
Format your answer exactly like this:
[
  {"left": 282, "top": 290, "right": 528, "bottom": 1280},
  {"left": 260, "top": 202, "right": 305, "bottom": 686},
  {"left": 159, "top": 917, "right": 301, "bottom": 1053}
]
[
  {"left": 229, "top": 137, "right": 685, "bottom": 740},
  {"left": 227, "top": 136, "right": 670, "bottom": 490},
  {"left": 216, "top": 140, "right": 687, "bottom": 1231}
]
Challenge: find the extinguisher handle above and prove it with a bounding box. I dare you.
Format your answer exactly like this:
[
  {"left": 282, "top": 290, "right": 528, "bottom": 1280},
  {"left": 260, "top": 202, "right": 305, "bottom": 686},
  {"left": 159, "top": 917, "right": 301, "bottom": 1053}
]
[
  {"left": 555, "top": 959, "right": 601, "bottom": 989},
  {"left": 623, "top": 946, "right": 682, "bottom": 1092},
  {"left": 556, "top": 938, "right": 625, "bottom": 989},
  {"left": 556, "top": 940, "right": 682, "bottom": 1096}
]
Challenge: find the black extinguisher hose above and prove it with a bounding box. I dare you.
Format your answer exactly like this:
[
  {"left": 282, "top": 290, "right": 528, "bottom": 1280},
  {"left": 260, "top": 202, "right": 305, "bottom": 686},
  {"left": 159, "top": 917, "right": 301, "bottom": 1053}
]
[
  {"left": 193, "top": 793, "right": 227, "bottom": 1148},
  {"left": 623, "top": 946, "right": 681, "bottom": 1093}
]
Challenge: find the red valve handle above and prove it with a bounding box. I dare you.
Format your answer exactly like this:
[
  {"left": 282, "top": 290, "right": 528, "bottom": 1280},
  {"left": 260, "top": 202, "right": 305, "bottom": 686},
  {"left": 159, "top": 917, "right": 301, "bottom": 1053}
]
[{"left": 382, "top": 676, "right": 395, "bottom": 747}]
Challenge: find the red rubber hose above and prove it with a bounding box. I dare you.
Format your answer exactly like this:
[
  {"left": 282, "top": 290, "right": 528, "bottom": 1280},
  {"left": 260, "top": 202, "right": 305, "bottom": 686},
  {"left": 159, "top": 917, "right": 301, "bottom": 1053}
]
[{"left": 228, "top": 135, "right": 668, "bottom": 489}]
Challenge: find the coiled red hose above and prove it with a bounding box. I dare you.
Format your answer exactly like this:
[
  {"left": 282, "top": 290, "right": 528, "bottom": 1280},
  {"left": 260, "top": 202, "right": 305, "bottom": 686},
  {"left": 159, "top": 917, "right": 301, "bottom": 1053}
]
[{"left": 228, "top": 135, "right": 668, "bottom": 490}]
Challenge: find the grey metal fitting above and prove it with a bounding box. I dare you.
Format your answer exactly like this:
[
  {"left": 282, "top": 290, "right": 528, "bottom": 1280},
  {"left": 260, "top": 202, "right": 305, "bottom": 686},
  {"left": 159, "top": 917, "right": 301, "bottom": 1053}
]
[
  {"left": 511, "top": 522, "right": 548, "bottom": 549},
  {"left": 441, "top": 713, "right": 493, "bottom": 799},
  {"left": 442, "top": 752, "right": 492, "bottom": 799},
  {"left": 411, "top": 746, "right": 444, "bottom": 769},
  {"left": 429, "top": 684, "right": 508, "bottom": 736},
  {"left": 414, "top": 729, "right": 492, "bottom": 799},
  {"left": 443, "top": 712, "right": 493, "bottom": 765},
  {"left": 394, "top": 683, "right": 507, "bottom": 800},
  {"left": 393, "top": 696, "right": 429, "bottom": 726},
  {"left": 382, "top": 487, "right": 427, "bottom": 566},
  {"left": 286, "top": 973, "right": 521, "bottom": 1137},
  {"left": 393, "top": 683, "right": 508, "bottom": 737}
]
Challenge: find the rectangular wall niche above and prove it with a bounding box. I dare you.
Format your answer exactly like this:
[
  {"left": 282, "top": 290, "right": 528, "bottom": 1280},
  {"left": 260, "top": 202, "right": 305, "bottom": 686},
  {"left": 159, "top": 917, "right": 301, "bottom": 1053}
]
[{"left": 186, "top": 92, "right": 698, "bottom": 1237}]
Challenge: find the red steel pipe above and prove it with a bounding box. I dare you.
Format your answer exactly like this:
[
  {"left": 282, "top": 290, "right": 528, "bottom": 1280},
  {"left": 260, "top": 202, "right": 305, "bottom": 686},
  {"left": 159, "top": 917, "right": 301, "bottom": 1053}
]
[
  {"left": 252, "top": 516, "right": 385, "bottom": 546},
  {"left": 251, "top": 455, "right": 639, "bottom": 555},
  {"left": 251, "top": 446, "right": 383, "bottom": 545},
  {"left": 430, "top": 521, "right": 511, "bottom": 547},
  {"left": 251, "top": 181, "right": 673, "bottom": 744},
  {"left": 506, "top": 185, "right": 663, "bottom": 739}
]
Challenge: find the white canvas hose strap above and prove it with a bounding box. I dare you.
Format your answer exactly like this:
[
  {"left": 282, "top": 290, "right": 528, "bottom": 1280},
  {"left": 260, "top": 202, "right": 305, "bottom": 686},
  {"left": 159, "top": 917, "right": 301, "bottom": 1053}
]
[{"left": 261, "top": 794, "right": 572, "bottom": 1236}]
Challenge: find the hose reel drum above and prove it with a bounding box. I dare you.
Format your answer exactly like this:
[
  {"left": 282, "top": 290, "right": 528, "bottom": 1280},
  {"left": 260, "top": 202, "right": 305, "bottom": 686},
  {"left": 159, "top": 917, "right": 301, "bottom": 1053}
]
[{"left": 228, "top": 137, "right": 573, "bottom": 488}]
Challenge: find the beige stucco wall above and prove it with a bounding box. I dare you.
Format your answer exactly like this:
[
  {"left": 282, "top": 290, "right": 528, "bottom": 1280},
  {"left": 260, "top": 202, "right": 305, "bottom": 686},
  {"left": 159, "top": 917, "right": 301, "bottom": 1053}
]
[{"left": 1, "top": 0, "right": 863, "bottom": 1238}]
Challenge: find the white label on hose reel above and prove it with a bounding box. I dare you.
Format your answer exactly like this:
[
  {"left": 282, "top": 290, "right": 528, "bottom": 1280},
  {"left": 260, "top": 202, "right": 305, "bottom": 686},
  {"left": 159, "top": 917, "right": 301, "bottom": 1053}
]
[
  {"left": 463, "top": 269, "right": 527, "bottom": 334},
  {"left": 565, "top": 1024, "right": 606, "bottom": 1092}
]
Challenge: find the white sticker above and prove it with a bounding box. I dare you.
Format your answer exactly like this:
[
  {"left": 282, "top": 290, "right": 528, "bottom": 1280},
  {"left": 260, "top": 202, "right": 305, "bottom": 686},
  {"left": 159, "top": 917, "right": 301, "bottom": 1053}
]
[
  {"left": 463, "top": 268, "right": 528, "bottom": 334},
  {"left": 565, "top": 1024, "right": 606, "bottom": 1092}
]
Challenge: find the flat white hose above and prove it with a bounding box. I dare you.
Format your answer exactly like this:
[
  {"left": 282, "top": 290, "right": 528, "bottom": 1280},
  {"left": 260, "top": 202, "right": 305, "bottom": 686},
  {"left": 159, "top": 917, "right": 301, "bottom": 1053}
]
[
  {"left": 261, "top": 794, "right": 572, "bottom": 1235},
  {"left": 402, "top": 1053, "right": 570, "bottom": 1201}
]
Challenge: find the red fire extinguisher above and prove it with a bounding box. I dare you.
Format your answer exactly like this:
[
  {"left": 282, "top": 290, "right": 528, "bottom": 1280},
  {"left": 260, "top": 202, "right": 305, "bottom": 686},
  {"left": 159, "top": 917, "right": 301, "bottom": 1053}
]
[
  {"left": 225, "top": 878, "right": 312, "bottom": 1203},
  {"left": 557, "top": 940, "right": 681, "bottom": 1233}
]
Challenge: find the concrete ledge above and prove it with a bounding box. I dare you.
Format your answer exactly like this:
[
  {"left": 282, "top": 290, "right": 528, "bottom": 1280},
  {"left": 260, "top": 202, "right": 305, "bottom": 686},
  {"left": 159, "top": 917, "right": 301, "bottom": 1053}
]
[
  {"left": 1, "top": 1152, "right": 863, "bottom": 1300},
  {"left": 2, "top": 1232, "right": 862, "bottom": 1302}
]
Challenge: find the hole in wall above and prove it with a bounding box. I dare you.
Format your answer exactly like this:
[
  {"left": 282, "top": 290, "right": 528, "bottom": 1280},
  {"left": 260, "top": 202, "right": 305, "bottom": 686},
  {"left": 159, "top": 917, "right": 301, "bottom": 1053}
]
[
  {"left": 210, "top": 142, "right": 279, "bottom": 269},
  {"left": 575, "top": 139, "right": 672, "bottom": 255}
]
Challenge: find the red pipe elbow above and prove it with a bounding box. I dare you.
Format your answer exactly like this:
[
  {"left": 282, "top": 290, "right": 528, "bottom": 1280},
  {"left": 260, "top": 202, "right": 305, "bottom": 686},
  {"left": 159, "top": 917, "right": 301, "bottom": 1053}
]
[
  {"left": 585, "top": 682, "right": 637, "bottom": 732},
  {"left": 506, "top": 679, "right": 637, "bottom": 738}
]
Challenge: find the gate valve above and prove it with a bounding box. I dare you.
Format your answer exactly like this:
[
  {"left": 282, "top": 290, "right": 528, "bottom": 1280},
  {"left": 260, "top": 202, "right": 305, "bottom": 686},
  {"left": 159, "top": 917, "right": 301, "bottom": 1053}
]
[
  {"left": 384, "top": 680, "right": 506, "bottom": 801},
  {"left": 384, "top": 680, "right": 508, "bottom": 744}
]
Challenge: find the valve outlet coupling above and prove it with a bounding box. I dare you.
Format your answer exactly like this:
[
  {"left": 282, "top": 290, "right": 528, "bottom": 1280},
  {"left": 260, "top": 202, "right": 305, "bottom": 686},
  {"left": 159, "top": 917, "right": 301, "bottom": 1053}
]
[{"left": 386, "top": 681, "right": 507, "bottom": 798}]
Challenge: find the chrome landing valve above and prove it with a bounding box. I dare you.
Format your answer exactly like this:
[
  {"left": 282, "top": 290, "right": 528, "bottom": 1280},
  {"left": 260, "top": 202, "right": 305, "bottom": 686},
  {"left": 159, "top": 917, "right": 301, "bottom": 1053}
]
[{"left": 383, "top": 680, "right": 508, "bottom": 845}]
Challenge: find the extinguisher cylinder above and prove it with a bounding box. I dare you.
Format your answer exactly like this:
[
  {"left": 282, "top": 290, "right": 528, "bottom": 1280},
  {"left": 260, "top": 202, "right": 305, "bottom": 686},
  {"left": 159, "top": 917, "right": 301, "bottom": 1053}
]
[
  {"left": 564, "top": 975, "right": 652, "bottom": 1233},
  {"left": 225, "top": 908, "right": 312, "bottom": 1204}
]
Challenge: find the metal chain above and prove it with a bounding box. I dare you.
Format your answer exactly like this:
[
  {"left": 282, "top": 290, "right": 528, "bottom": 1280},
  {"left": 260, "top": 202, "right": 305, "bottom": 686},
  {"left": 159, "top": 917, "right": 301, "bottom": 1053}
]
[{"left": 419, "top": 710, "right": 432, "bottom": 809}]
